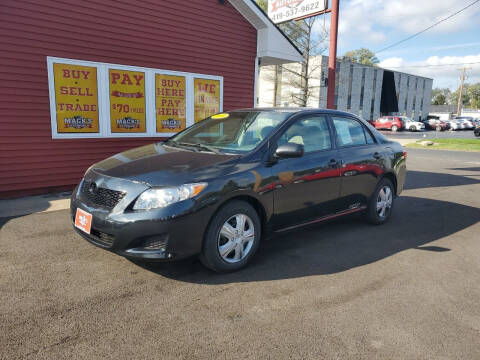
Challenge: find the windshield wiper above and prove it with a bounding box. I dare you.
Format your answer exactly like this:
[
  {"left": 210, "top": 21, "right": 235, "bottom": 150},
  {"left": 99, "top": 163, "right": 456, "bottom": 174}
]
[
  {"left": 166, "top": 141, "right": 222, "bottom": 154},
  {"left": 191, "top": 143, "right": 222, "bottom": 154}
]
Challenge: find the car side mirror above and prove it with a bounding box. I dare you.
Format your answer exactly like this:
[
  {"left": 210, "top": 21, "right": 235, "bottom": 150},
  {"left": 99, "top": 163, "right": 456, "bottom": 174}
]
[{"left": 275, "top": 143, "right": 304, "bottom": 159}]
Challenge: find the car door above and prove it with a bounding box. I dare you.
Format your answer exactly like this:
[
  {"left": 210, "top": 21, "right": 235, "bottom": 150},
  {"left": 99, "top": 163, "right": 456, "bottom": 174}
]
[
  {"left": 378, "top": 117, "right": 388, "bottom": 130},
  {"left": 330, "top": 115, "right": 385, "bottom": 210},
  {"left": 269, "top": 114, "right": 342, "bottom": 230}
]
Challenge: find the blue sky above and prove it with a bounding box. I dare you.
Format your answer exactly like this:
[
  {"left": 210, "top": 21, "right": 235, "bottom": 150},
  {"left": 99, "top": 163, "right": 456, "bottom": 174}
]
[{"left": 314, "top": 0, "right": 480, "bottom": 89}]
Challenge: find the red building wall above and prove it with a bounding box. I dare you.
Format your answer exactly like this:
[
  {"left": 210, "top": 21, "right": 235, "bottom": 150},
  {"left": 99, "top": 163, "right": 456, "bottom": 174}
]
[{"left": 0, "top": 0, "right": 257, "bottom": 198}]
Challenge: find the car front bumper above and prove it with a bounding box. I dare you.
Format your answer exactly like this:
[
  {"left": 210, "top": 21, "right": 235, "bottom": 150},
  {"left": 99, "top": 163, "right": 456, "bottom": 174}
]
[{"left": 70, "top": 170, "right": 216, "bottom": 261}]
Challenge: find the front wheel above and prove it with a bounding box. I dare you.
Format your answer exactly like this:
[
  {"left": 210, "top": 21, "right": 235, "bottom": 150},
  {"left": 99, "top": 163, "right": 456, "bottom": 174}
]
[
  {"left": 364, "top": 178, "right": 395, "bottom": 225},
  {"left": 391, "top": 125, "right": 398, "bottom": 132},
  {"left": 436, "top": 125, "right": 442, "bottom": 131},
  {"left": 409, "top": 125, "right": 416, "bottom": 131},
  {"left": 200, "top": 200, "right": 261, "bottom": 273}
]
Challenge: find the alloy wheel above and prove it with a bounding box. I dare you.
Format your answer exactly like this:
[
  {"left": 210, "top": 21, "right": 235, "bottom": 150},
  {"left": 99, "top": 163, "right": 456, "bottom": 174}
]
[
  {"left": 217, "top": 214, "right": 255, "bottom": 263},
  {"left": 376, "top": 186, "right": 393, "bottom": 219}
]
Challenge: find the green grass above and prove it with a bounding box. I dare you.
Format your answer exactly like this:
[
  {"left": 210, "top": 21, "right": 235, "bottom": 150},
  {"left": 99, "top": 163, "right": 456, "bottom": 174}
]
[{"left": 405, "top": 138, "right": 480, "bottom": 152}]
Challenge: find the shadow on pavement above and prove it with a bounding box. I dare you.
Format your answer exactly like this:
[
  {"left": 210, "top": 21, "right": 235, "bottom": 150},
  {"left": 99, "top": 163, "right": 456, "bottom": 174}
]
[
  {"left": 404, "top": 170, "right": 480, "bottom": 190},
  {"left": 448, "top": 167, "right": 480, "bottom": 172},
  {"left": 135, "top": 195, "right": 480, "bottom": 284},
  {"left": 0, "top": 192, "right": 71, "bottom": 230}
]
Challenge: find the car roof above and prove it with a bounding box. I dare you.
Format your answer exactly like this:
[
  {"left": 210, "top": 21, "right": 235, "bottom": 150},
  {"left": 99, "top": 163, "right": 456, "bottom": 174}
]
[{"left": 230, "top": 107, "right": 359, "bottom": 118}]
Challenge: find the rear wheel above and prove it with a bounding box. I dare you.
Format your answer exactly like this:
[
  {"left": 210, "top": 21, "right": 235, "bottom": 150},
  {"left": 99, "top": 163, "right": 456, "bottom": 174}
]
[
  {"left": 364, "top": 178, "right": 395, "bottom": 225},
  {"left": 200, "top": 200, "right": 261, "bottom": 273},
  {"left": 436, "top": 125, "right": 442, "bottom": 131},
  {"left": 391, "top": 125, "right": 398, "bottom": 132}
]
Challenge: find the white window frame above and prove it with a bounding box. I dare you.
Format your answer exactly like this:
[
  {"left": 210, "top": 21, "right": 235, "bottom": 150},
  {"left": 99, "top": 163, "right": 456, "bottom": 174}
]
[{"left": 47, "top": 56, "right": 223, "bottom": 139}]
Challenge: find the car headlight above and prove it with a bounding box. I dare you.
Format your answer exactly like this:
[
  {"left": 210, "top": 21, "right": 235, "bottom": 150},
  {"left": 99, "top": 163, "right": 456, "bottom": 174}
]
[{"left": 133, "top": 183, "right": 207, "bottom": 210}]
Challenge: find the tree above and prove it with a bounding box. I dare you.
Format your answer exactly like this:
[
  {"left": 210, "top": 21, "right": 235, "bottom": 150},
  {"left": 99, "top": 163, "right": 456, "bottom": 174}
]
[
  {"left": 257, "top": 0, "right": 268, "bottom": 11},
  {"left": 431, "top": 88, "right": 450, "bottom": 105},
  {"left": 280, "top": 18, "right": 328, "bottom": 106},
  {"left": 343, "top": 48, "right": 379, "bottom": 66},
  {"left": 255, "top": 0, "right": 328, "bottom": 106},
  {"left": 449, "top": 85, "right": 470, "bottom": 109},
  {"left": 466, "top": 83, "right": 480, "bottom": 109}
]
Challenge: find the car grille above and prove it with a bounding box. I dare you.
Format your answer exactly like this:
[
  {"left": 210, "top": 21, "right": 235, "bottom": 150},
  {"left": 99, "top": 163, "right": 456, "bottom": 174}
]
[
  {"left": 90, "top": 229, "right": 115, "bottom": 247},
  {"left": 81, "top": 180, "right": 126, "bottom": 209}
]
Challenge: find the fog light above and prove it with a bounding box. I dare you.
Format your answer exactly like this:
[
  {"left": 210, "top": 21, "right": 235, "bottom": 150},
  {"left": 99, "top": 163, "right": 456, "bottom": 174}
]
[{"left": 143, "top": 235, "right": 168, "bottom": 251}]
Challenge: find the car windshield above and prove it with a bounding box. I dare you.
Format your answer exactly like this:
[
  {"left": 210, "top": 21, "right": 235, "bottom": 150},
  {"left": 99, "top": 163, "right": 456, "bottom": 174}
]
[{"left": 165, "top": 111, "right": 291, "bottom": 154}]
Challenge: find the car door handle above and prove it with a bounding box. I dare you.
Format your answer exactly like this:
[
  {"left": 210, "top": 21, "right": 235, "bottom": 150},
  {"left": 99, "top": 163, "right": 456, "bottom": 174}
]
[{"left": 373, "top": 152, "right": 382, "bottom": 159}]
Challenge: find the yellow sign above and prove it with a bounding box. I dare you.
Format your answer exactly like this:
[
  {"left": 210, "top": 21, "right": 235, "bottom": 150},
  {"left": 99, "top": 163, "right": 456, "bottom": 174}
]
[
  {"left": 211, "top": 113, "right": 229, "bottom": 119},
  {"left": 53, "top": 63, "right": 99, "bottom": 133},
  {"left": 156, "top": 74, "right": 186, "bottom": 133},
  {"left": 109, "top": 69, "right": 146, "bottom": 133},
  {"left": 194, "top": 78, "right": 220, "bottom": 123}
]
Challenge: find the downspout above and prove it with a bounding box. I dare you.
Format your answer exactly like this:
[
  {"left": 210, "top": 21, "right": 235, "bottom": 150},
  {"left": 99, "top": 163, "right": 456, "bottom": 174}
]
[{"left": 254, "top": 56, "right": 259, "bottom": 108}]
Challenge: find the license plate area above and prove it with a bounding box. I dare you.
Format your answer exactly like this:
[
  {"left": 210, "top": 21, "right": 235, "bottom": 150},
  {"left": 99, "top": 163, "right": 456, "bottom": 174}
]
[{"left": 74, "top": 208, "right": 92, "bottom": 234}]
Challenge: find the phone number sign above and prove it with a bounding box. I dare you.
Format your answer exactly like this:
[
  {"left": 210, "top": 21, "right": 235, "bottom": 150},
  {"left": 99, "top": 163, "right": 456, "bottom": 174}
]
[{"left": 268, "top": 0, "right": 326, "bottom": 24}]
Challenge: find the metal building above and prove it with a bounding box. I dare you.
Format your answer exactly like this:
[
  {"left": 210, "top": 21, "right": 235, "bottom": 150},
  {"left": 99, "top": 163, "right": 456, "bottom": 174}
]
[{"left": 258, "top": 55, "right": 433, "bottom": 121}]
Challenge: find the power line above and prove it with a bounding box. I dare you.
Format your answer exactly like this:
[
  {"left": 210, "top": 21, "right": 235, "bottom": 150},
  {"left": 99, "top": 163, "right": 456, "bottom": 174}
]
[
  {"left": 375, "top": 0, "right": 480, "bottom": 54},
  {"left": 384, "top": 61, "right": 480, "bottom": 69}
]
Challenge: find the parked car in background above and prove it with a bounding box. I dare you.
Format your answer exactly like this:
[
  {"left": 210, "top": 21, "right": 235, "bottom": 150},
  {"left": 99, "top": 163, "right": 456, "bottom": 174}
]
[
  {"left": 399, "top": 116, "right": 425, "bottom": 132},
  {"left": 369, "top": 116, "right": 405, "bottom": 132},
  {"left": 454, "top": 116, "right": 475, "bottom": 129},
  {"left": 70, "top": 108, "right": 407, "bottom": 272},
  {"left": 448, "top": 120, "right": 462, "bottom": 131},
  {"left": 423, "top": 118, "right": 449, "bottom": 131}
]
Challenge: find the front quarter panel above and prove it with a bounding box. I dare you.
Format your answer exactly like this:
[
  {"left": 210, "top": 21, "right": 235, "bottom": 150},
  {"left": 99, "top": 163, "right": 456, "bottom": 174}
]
[{"left": 385, "top": 142, "right": 406, "bottom": 195}]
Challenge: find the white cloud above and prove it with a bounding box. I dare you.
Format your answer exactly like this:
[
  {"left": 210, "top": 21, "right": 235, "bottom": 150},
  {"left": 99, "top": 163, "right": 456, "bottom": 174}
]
[
  {"left": 320, "top": 0, "right": 480, "bottom": 49},
  {"left": 379, "top": 54, "right": 480, "bottom": 89}
]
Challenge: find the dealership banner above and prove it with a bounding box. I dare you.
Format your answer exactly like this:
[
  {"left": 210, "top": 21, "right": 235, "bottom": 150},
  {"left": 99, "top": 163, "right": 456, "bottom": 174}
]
[
  {"left": 156, "top": 74, "right": 186, "bottom": 133},
  {"left": 268, "top": 0, "right": 327, "bottom": 24},
  {"left": 48, "top": 57, "right": 223, "bottom": 138},
  {"left": 194, "top": 78, "right": 220, "bottom": 123},
  {"left": 109, "top": 69, "right": 146, "bottom": 133},
  {"left": 53, "top": 63, "right": 99, "bottom": 133}
]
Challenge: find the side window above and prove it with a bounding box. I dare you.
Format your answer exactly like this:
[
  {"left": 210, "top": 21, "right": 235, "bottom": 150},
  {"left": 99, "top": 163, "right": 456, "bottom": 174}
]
[
  {"left": 332, "top": 116, "right": 368, "bottom": 147},
  {"left": 277, "top": 115, "right": 332, "bottom": 153},
  {"left": 365, "top": 128, "right": 376, "bottom": 144}
]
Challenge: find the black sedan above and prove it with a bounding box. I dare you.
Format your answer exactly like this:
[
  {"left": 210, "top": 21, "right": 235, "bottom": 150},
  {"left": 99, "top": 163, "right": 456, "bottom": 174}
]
[{"left": 71, "top": 108, "right": 407, "bottom": 272}]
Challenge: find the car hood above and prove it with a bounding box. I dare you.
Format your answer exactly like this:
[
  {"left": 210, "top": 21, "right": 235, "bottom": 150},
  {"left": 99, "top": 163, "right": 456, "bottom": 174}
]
[{"left": 90, "top": 143, "right": 241, "bottom": 186}]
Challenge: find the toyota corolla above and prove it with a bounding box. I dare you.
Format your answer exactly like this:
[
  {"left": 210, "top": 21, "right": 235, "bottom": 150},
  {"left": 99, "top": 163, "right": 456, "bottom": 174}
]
[{"left": 71, "top": 109, "right": 407, "bottom": 272}]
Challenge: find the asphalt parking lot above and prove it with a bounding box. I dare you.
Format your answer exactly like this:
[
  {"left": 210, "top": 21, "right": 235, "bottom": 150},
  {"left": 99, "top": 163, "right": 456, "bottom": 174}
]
[{"left": 1, "top": 148, "right": 480, "bottom": 359}]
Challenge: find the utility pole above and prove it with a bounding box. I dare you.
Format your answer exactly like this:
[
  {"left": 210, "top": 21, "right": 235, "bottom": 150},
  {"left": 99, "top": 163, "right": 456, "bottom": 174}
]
[
  {"left": 327, "top": 0, "right": 339, "bottom": 109},
  {"left": 456, "top": 67, "right": 471, "bottom": 116}
]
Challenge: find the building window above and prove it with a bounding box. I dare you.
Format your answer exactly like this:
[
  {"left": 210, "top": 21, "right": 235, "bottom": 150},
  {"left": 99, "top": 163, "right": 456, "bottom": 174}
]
[
  {"left": 359, "top": 68, "right": 366, "bottom": 110},
  {"left": 335, "top": 62, "right": 341, "bottom": 97},
  {"left": 404, "top": 76, "right": 409, "bottom": 111},
  {"left": 371, "top": 69, "right": 377, "bottom": 117},
  {"left": 47, "top": 57, "right": 223, "bottom": 139},
  {"left": 397, "top": 73, "right": 401, "bottom": 100},
  {"left": 347, "top": 64, "right": 354, "bottom": 109}
]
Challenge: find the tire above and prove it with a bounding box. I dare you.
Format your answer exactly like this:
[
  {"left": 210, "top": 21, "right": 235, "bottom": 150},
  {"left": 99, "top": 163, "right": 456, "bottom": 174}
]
[
  {"left": 435, "top": 125, "right": 442, "bottom": 131},
  {"left": 409, "top": 125, "right": 416, "bottom": 131},
  {"left": 364, "top": 178, "right": 395, "bottom": 225},
  {"left": 200, "top": 200, "right": 261, "bottom": 273},
  {"left": 391, "top": 125, "right": 398, "bottom": 132}
]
